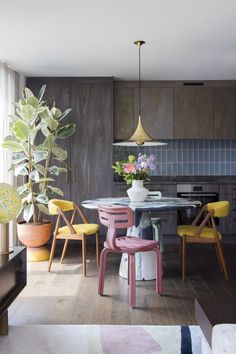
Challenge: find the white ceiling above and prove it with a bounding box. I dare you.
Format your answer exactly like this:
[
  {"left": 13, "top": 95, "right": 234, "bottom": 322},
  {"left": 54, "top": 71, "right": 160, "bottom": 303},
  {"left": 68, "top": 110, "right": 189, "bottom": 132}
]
[{"left": 1, "top": 0, "right": 236, "bottom": 79}]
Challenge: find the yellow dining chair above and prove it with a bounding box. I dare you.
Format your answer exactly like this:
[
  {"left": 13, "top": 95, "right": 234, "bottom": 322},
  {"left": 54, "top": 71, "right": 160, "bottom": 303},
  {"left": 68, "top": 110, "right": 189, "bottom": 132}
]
[
  {"left": 177, "top": 201, "right": 230, "bottom": 281},
  {"left": 48, "top": 199, "right": 99, "bottom": 276}
]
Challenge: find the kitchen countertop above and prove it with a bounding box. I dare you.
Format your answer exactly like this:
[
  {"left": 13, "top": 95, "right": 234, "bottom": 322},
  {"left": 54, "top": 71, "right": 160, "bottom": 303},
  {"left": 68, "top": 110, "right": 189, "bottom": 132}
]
[{"left": 114, "top": 176, "right": 236, "bottom": 185}]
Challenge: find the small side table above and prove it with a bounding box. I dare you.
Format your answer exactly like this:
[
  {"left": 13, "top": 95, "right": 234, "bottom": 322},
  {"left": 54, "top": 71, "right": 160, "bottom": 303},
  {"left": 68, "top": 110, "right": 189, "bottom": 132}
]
[
  {"left": 0, "top": 247, "right": 26, "bottom": 335},
  {"left": 195, "top": 297, "right": 236, "bottom": 349}
]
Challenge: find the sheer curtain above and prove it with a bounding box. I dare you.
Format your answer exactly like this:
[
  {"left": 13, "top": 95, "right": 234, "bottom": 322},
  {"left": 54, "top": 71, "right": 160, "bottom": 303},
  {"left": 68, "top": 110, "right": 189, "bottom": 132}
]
[{"left": 0, "top": 62, "right": 25, "bottom": 246}]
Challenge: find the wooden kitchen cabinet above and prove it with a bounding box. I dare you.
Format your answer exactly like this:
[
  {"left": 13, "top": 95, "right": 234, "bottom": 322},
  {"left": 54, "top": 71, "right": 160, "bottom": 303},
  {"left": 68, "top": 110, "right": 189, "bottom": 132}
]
[
  {"left": 133, "top": 87, "right": 173, "bottom": 139},
  {"left": 113, "top": 87, "right": 134, "bottom": 140},
  {"left": 219, "top": 184, "right": 236, "bottom": 235},
  {"left": 113, "top": 82, "right": 173, "bottom": 140},
  {"left": 173, "top": 87, "right": 214, "bottom": 138},
  {"left": 213, "top": 87, "right": 236, "bottom": 139},
  {"left": 27, "top": 78, "right": 114, "bottom": 229},
  {"left": 70, "top": 79, "right": 113, "bottom": 204}
]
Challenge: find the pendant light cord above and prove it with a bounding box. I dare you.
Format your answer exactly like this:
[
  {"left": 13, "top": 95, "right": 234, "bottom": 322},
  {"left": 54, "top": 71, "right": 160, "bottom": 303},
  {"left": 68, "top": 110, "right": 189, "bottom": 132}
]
[{"left": 138, "top": 44, "right": 141, "bottom": 117}]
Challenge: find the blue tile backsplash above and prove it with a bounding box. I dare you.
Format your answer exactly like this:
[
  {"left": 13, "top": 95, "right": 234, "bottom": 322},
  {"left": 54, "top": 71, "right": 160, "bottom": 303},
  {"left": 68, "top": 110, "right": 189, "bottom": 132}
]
[{"left": 113, "top": 140, "right": 236, "bottom": 176}]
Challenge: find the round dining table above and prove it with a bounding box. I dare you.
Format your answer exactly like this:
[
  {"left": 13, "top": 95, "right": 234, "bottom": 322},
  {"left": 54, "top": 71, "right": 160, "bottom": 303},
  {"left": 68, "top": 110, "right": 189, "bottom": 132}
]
[{"left": 82, "top": 196, "right": 201, "bottom": 280}]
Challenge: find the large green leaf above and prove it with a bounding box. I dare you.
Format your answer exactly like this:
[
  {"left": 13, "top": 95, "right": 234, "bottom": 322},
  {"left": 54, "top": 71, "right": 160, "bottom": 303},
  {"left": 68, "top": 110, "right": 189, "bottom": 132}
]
[
  {"left": 35, "top": 106, "right": 46, "bottom": 114},
  {"left": 29, "top": 126, "right": 39, "bottom": 145},
  {"left": 23, "top": 204, "right": 34, "bottom": 223},
  {"left": 13, "top": 120, "right": 29, "bottom": 141},
  {"left": 24, "top": 88, "right": 34, "bottom": 99},
  {"left": 26, "top": 192, "right": 33, "bottom": 203},
  {"left": 52, "top": 146, "right": 67, "bottom": 160},
  {"left": 21, "top": 104, "right": 35, "bottom": 121},
  {"left": 59, "top": 108, "right": 72, "bottom": 121},
  {"left": 17, "top": 184, "right": 29, "bottom": 196},
  {"left": 39, "top": 107, "right": 52, "bottom": 120},
  {"left": 14, "top": 163, "right": 28, "bottom": 176},
  {"left": 34, "top": 163, "right": 45, "bottom": 175},
  {"left": 47, "top": 185, "right": 64, "bottom": 196},
  {"left": 37, "top": 203, "right": 50, "bottom": 215},
  {"left": 38, "top": 85, "right": 46, "bottom": 102},
  {"left": 12, "top": 153, "right": 27, "bottom": 165},
  {"left": 48, "top": 165, "right": 60, "bottom": 175},
  {"left": 43, "top": 116, "right": 59, "bottom": 131},
  {"left": 51, "top": 107, "right": 62, "bottom": 119},
  {"left": 56, "top": 124, "right": 76, "bottom": 139},
  {"left": 43, "top": 134, "right": 55, "bottom": 150},
  {"left": 36, "top": 194, "right": 49, "bottom": 204},
  {"left": 33, "top": 150, "right": 47, "bottom": 163},
  {"left": 2, "top": 140, "right": 23, "bottom": 152},
  {"left": 29, "top": 170, "right": 40, "bottom": 181},
  {"left": 26, "top": 96, "right": 39, "bottom": 108}
]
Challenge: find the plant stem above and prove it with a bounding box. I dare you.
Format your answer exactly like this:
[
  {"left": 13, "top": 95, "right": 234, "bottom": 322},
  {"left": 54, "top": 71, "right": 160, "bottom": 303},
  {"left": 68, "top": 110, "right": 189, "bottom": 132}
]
[
  {"left": 38, "top": 148, "right": 51, "bottom": 222},
  {"left": 28, "top": 141, "right": 37, "bottom": 223}
]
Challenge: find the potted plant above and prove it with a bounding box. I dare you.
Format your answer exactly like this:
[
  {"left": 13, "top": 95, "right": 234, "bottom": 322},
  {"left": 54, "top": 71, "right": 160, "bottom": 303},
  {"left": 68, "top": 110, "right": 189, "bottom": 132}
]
[
  {"left": 112, "top": 153, "right": 156, "bottom": 202},
  {"left": 2, "top": 85, "right": 76, "bottom": 251}
]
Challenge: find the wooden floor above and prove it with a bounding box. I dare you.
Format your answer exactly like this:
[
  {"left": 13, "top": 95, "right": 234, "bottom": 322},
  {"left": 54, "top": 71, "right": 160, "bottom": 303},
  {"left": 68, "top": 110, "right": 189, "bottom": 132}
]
[{"left": 9, "top": 242, "right": 236, "bottom": 326}]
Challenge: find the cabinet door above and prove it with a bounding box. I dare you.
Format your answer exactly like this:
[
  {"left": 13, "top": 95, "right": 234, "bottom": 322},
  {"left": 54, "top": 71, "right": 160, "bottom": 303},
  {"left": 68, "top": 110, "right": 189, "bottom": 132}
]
[
  {"left": 70, "top": 80, "right": 113, "bottom": 204},
  {"left": 113, "top": 87, "right": 134, "bottom": 140},
  {"left": 214, "top": 88, "right": 236, "bottom": 138},
  {"left": 219, "top": 184, "right": 236, "bottom": 235},
  {"left": 26, "top": 78, "right": 71, "bottom": 201},
  {"left": 173, "top": 87, "right": 213, "bottom": 138},
  {"left": 134, "top": 87, "right": 173, "bottom": 139}
]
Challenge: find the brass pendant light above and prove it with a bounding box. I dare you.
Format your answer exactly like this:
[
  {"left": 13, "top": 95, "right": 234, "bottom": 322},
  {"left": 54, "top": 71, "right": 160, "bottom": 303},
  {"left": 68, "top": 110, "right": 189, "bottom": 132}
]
[{"left": 114, "top": 40, "right": 167, "bottom": 146}]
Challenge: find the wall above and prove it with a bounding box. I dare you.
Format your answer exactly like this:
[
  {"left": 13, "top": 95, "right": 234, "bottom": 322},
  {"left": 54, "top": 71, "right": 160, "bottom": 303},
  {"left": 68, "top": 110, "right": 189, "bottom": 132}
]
[{"left": 113, "top": 139, "right": 236, "bottom": 176}]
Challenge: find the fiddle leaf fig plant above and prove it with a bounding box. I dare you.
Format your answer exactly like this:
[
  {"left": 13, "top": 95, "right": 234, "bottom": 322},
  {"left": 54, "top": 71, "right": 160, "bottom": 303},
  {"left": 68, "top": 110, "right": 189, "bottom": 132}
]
[{"left": 2, "top": 85, "right": 76, "bottom": 224}]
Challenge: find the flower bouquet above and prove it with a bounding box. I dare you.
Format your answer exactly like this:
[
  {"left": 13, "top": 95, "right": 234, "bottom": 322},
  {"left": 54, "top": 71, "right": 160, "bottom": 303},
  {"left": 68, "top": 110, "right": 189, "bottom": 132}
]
[{"left": 112, "top": 154, "right": 156, "bottom": 202}]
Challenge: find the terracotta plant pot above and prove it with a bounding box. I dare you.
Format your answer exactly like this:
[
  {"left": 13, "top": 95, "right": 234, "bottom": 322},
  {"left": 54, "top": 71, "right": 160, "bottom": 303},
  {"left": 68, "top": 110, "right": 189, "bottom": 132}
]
[{"left": 17, "top": 221, "right": 52, "bottom": 247}]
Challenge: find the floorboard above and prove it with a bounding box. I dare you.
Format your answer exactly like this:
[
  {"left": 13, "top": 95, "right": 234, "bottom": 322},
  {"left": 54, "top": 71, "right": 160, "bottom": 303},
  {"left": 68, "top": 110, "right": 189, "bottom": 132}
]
[{"left": 9, "top": 243, "right": 236, "bottom": 325}]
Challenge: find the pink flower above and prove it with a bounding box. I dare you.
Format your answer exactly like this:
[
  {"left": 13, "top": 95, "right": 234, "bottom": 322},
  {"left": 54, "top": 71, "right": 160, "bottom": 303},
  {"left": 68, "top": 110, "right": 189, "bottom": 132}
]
[{"left": 123, "top": 163, "right": 137, "bottom": 174}]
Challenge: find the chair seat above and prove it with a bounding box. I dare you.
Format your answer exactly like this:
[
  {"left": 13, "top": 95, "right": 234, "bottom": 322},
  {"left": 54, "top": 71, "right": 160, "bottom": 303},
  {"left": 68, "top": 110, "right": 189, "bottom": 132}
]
[
  {"left": 177, "top": 225, "right": 222, "bottom": 240},
  {"left": 58, "top": 224, "right": 99, "bottom": 235},
  {"left": 105, "top": 236, "right": 158, "bottom": 253}
]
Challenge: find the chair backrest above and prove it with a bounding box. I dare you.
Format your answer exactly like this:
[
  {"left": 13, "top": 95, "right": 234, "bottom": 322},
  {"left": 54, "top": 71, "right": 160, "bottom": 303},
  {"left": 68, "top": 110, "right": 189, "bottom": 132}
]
[
  {"left": 207, "top": 201, "right": 230, "bottom": 218},
  {"left": 148, "top": 191, "right": 162, "bottom": 198},
  {"left": 49, "top": 199, "right": 88, "bottom": 235},
  {"left": 49, "top": 199, "right": 74, "bottom": 215},
  {"left": 98, "top": 205, "right": 134, "bottom": 251}
]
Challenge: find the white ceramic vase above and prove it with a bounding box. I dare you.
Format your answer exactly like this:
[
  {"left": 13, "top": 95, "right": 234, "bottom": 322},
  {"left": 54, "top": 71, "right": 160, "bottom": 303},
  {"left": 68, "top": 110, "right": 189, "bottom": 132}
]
[{"left": 127, "top": 180, "right": 148, "bottom": 202}]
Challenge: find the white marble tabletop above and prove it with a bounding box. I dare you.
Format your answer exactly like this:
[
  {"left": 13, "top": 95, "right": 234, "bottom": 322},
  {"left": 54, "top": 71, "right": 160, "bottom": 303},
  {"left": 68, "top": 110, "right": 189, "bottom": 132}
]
[{"left": 81, "top": 196, "right": 201, "bottom": 211}]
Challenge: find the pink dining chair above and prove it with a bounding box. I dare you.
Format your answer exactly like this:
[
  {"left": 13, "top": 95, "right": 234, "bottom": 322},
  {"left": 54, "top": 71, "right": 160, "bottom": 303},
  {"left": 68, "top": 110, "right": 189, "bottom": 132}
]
[{"left": 98, "top": 205, "right": 163, "bottom": 308}]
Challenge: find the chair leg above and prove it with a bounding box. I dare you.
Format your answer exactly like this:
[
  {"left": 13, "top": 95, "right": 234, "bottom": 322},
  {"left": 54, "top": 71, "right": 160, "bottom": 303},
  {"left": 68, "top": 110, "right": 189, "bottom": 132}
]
[
  {"left": 129, "top": 254, "right": 136, "bottom": 308},
  {"left": 216, "top": 241, "right": 229, "bottom": 281},
  {"left": 98, "top": 248, "right": 110, "bottom": 295},
  {"left": 128, "top": 254, "right": 130, "bottom": 286},
  {"left": 96, "top": 232, "right": 99, "bottom": 268},
  {"left": 154, "top": 247, "right": 163, "bottom": 295},
  {"left": 82, "top": 235, "right": 87, "bottom": 277},
  {"left": 182, "top": 236, "right": 186, "bottom": 282},
  {"left": 60, "top": 239, "right": 68, "bottom": 264},
  {"left": 179, "top": 237, "right": 183, "bottom": 270},
  {"left": 48, "top": 234, "right": 57, "bottom": 272},
  {"left": 214, "top": 243, "right": 222, "bottom": 270}
]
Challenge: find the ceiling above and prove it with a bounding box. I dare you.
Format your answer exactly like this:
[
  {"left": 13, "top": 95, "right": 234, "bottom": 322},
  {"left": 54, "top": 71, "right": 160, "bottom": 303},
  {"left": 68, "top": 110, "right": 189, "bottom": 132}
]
[{"left": 1, "top": 0, "right": 236, "bottom": 79}]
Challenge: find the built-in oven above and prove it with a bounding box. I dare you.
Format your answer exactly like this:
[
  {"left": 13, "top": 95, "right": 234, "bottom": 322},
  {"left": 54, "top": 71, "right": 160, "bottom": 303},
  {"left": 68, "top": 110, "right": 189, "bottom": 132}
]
[{"left": 177, "top": 184, "right": 219, "bottom": 225}]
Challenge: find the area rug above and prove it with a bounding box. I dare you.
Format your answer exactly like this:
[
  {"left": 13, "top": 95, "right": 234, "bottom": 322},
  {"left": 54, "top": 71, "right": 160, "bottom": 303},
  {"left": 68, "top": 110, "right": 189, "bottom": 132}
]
[{"left": 0, "top": 325, "right": 202, "bottom": 354}]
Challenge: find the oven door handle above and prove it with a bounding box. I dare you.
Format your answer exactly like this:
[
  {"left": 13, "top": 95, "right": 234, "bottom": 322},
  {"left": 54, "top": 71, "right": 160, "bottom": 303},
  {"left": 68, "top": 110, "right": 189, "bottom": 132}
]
[{"left": 181, "top": 193, "right": 217, "bottom": 197}]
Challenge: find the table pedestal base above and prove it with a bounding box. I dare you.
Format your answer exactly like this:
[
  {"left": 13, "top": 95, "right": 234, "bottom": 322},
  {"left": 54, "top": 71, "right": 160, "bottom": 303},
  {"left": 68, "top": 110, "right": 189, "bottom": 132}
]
[{"left": 119, "top": 251, "right": 157, "bottom": 280}]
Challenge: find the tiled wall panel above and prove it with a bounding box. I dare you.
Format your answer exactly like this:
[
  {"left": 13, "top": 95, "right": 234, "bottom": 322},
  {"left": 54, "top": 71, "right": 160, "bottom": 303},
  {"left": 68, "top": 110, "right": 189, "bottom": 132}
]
[{"left": 113, "top": 140, "right": 236, "bottom": 176}]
